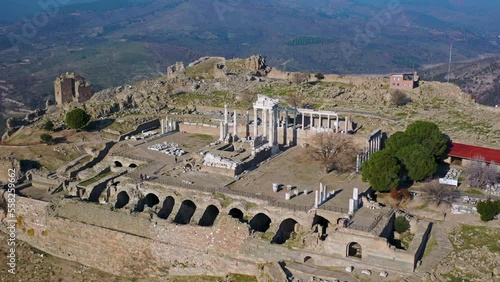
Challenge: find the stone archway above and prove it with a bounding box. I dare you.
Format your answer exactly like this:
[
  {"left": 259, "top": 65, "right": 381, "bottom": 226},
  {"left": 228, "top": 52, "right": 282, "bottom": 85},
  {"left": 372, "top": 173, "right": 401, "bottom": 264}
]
[
  {"left": 129, "top": 163, "right": 138, "bottom": 168},
  {"left": 304, "top": 256, "right": 314, "bottom": 264},
  {"left": 115, "top": 191, "right": 129, "bottom": 209},
  {"left": 114, "top": 161, "right": 123, "bottom": 167},
  {"left": 228, "top": 208, "right": 244, "bottom": 221},
  {"left": 347, "top": 242, "right": 362, "bottom": 259},
  {"left": 158, "top": 196, "right": 175, "bottom": 220},
  {"left": 249, "top": 213, "right": 272, "bottom": 233},
  {"left": 312, "top": 215, "right": 330, "bottom": 240},
  {"left": 135, "top": 193, "right": 160, "bottom": 212},
  {"left": 198, "top": 205, "right": 220, "bottom": 227},
  {"left": 173, "top": 200, "right": 197, "bottom": 225},
  {"left": 272, "top": 218, "right": 299, "bottom": 244}
]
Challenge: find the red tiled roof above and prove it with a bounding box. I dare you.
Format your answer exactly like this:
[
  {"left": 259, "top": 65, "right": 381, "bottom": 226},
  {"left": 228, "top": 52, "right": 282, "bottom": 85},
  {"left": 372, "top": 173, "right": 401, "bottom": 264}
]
[{"left": 449, "top": 142, "right": 500, "bottom": 164}]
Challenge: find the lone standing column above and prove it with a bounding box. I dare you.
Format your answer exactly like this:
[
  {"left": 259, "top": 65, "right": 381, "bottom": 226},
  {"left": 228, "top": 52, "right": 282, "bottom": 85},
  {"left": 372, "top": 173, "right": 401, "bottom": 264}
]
[
  {"left": 315, "top": 190, "right": 319, "bottom": 208},
  {"left": 233, "top": 110, "right": 237, "bottom": 139},
  {"left": 246, "top": 111, "right": 250, "bottom": 138}
]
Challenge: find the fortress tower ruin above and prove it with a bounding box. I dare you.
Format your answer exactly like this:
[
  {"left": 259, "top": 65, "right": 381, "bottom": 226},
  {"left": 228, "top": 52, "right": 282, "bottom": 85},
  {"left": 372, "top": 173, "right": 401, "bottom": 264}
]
[{"left": 54, "top": 73, "right": 93, "bottom": 105}]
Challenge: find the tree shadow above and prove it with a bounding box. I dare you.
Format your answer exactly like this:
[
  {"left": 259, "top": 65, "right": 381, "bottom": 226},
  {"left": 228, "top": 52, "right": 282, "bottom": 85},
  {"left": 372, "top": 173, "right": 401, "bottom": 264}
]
[{"left": 85, "top": 118, "right": 115, "bottom": 132}]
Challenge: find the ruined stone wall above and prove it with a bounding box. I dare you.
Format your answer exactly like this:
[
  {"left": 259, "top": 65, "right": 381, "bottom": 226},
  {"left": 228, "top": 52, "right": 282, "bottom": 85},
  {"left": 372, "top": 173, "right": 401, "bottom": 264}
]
[
  {"left": 75, "top": 81, "right": 93, "bottom": 103},
  {"left": 322, "top": 228, "right": 415, "bottom": 271}
]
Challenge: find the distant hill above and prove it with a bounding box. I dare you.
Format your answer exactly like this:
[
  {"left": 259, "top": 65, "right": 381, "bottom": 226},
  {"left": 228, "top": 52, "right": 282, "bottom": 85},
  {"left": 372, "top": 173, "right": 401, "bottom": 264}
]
[
  {"left": 0, "top": 0, "right": 499, "bottom": 109},
  {"left": 421, "top": 56, "right": 500, "bottom": 107}
]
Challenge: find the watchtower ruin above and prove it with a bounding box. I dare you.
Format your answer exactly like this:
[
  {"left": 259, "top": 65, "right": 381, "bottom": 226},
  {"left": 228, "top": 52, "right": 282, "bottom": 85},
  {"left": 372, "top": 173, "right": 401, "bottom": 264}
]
[{"left": 54, "top": 73, "right": 93, "bottom": 105}]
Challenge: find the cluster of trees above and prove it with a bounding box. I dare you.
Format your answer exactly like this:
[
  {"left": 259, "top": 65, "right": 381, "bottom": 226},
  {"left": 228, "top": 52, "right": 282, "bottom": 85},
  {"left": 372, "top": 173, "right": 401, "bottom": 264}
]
[
  {"left": 477, "top": 199, "right": 500, "bottom": 222},
  {"left": 362, "top": 121, "right": 448, "bottom": 192}
]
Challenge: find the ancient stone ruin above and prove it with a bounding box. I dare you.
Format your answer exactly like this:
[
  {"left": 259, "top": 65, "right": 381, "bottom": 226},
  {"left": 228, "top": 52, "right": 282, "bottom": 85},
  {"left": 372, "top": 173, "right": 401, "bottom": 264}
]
[{"left": 54, "top": 72, "right": 93, "bottom": 105}]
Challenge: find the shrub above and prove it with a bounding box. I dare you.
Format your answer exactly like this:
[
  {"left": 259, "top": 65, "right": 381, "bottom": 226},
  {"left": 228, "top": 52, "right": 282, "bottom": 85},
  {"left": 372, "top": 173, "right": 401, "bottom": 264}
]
[
  {"left": 315, "top": 73, "right": 325, "bottom": 80},
  {"left": 43, "top": 120, "right": 54, "bottom": 131},
  {"left": 476, "top": 199, "right": 500, "bottom": 221},
  {"left": 40, "top": 133, "right": 53, "bottom": 144},
  {"left": 394, "top": 216, "right": 410, "bottom": 233},
  {"left": 390, "top": 90, "right": 411, "bottom": 106},
  {"left": 65, "top": 108, "right": 90, "bottom": 130}
]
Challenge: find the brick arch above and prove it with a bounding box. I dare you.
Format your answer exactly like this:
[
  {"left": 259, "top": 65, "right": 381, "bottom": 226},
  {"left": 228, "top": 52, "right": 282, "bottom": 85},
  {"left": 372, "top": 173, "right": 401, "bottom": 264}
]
[
  {"left": 272, "top": 218, "right": 299, "bottom": 244},
  {"left": 158, "top": 196, "right": 175, "bottom": 220},
  {"left": 173, "top": 200, "right": 197, "bottom": 225},
  {"left": 198, "top": 205, "right": 220, "bottom": 227}
]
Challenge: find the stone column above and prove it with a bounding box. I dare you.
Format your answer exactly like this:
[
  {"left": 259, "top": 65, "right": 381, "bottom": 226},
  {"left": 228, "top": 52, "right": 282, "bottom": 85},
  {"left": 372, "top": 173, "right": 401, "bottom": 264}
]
[
  {"left": 336, "top": 116, "right": 339, "bottom": 133},
  {"left": 220, "top": 121, "right": 224, "bottom": 141},
  {"left": 349, "top": 199, "right": 355, "bottom": 214},
  {"left": 233, "top": 110, "right": 237, "bottom": 139},
  {"left": 253, "top": 108, "right": 258, "bottom": 138},
  {"left": 353, "top": 188, "right": 359, "bottom": 211},
  {"left": 327, "top": 115, "right": 331, "bottom": 129},
  {"left": 246, "top": 111, "right": 250, "bottom": 138},
  {"left": 311, "top": 113, "right": 314, "bottom": 128},
  {"left": 262, "top": 109, "right": 267, "bottom": 138},
  {"left": 301, "top": 113, "right": 305, "bottom": 130},
  {"left": 344, "top": 116, "right": 349, "bottom": 133},
  {"left": 284, "top": 110, "right": 289, "bottom": 145},
  {"left": 315, "top": 190, "right": 319, "bottom": 208},
  {"left": 318, "top": 113, "right": 322, "bottom": 128},
  {"left": 161, "top": 119, "right": 165, "bottom": 134},
  {"left": 269, "top": 109, "right": 274, "bottom": 145},
  {"left": 293, "top": 112, "right": 297, "bottom": 145}
]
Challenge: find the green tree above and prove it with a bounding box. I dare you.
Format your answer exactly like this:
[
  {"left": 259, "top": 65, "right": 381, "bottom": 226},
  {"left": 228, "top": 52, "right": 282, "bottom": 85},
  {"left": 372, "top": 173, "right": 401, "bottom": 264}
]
[
  {"left": 314, "top": 73, "right": 325, "bottom": 80},
  {"left": 405, "top": 121, "right": 448, "bottom": 159},
  {"left": 477, "top": 199, "right": 500, "bottom": 222},
  {"left": 385, "top": 131, "right": 413, "bottom": 153},
  {"left": 43, "top": 120, "right": 54, "bottom": 131},
  {"left": 65, "top": 108, "right": 91, "bottom": 130},
  {"left": 362, "top": 150, "right": 401, "bottom": 192},
  {"left": 40, "top": 133, "right": 53, "bottom": 144},
  {"left": 394, "top": 216, "right": 410, "bottom": 233},
  {"left": 396, "top": 144, "right": 438, "bottom": 181}
]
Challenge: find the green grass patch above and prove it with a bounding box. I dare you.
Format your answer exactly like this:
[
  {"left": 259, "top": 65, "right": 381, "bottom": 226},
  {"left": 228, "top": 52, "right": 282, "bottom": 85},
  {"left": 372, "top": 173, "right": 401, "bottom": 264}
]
[
  {"left": 227, "top": 274, "right": 258, "bottom": 282},
  {"left": 400, "top": 231, "right": 415, "bottom": 249},
  {"left": 413, "top": 202, "right": 429, "bottom": 210},
  {"left": 423, "top": 236, "right": 438, "bottom": 258},
  {"left": 450, "top": 225, "right": 500, "bottom": 253},
  {"left": 213, "top": 193, "right": 233, "bottom": 208},
  {"left": 463, "top": 189, "right": 483, "bottom": 195}
]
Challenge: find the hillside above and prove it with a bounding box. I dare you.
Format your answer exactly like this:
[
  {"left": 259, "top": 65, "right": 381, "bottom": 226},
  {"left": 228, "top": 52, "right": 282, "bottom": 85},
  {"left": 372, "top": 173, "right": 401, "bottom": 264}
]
[
  {"left": 421, "top": 56, "right": 500, "bottom": 107},
  {"left": 0, "top": 0, "right": 499, "bottom": 111}
]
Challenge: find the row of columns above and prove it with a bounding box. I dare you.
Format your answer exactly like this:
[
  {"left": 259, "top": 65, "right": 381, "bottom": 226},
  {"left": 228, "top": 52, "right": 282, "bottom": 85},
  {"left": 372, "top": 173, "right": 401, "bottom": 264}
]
[
  {"left": 299, "top": 112, "right": 350, "bottom": 133},
  {"left": 314, "top": 183, "right": 333, "bottom": 208},
  {"left": 161, "top": 117, "right": 177, "bottom": 134}
]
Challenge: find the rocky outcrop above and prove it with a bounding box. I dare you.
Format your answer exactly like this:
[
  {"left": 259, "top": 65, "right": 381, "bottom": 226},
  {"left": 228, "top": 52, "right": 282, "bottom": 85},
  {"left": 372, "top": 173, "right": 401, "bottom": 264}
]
[
  {"left": 166, "top": 62, "right": 186, "bottom": 79},
  {"left": 245, "top": 55, "right": 267, "bottom": 71},
  {"left": 2, "top": 109, "right": 46, "bottom": 140}
]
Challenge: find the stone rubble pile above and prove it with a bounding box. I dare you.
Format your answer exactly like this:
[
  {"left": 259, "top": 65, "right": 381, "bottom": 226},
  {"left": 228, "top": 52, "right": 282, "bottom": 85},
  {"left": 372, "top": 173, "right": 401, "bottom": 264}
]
[{"left": 147, "top": 142, "right": 185, "bottom": 156}]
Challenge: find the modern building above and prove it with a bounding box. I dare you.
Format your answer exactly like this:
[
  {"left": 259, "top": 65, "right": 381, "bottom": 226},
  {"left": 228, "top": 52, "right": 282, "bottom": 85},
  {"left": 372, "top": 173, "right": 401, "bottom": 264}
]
[{"left": 389, "top": 72, "right": 419, "bottom": 90}]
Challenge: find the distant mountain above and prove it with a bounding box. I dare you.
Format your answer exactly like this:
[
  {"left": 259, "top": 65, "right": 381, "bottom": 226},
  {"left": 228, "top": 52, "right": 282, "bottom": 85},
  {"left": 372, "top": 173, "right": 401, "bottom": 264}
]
[
  {"left": 421, "top": 56, "right": 500, "bottom": 107},
  {"left": 0, "top": 0, "right": 499, "bottom": 109}
]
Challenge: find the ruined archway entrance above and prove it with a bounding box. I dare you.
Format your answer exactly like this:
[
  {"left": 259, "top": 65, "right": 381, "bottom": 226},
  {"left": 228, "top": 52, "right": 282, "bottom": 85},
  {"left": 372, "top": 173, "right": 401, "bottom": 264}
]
[
  {"left": 173, "top": 200, "right": 196, "bottom": 225},
  {"left": 158, "top": 196, "right": 175, "bottom": 220},
  {"left": 198, "top": 205, "right": 220, "bottom": 227},
  {"left": 272, "top": 218, "right": 299, "bottom": 244},
  {"left": 312, "top": 215, "right": 330, "bottom": 240},
  {"left": 115, "top": 191, "right": 130, "bottom": 209},
  {"left": 229, "top": 208, "right": 244, "bottom": 221},
  {"left": 129, "top": 163, "right": 138, "bottom": 168},
  {"left": 347, "top": 242, "right": 362, "bottom": 259},
  {"left": 135, "top": 193, "right": 160, "bottom": 212},
  {"left": 114, "top": 161, "right": 123, "bottom": 167},
  {"left": 249, "top": 213, "right": 272, "bottom": 233},
  {"left": 304, "top": 256, "right": 314, "bottom": 264}
]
